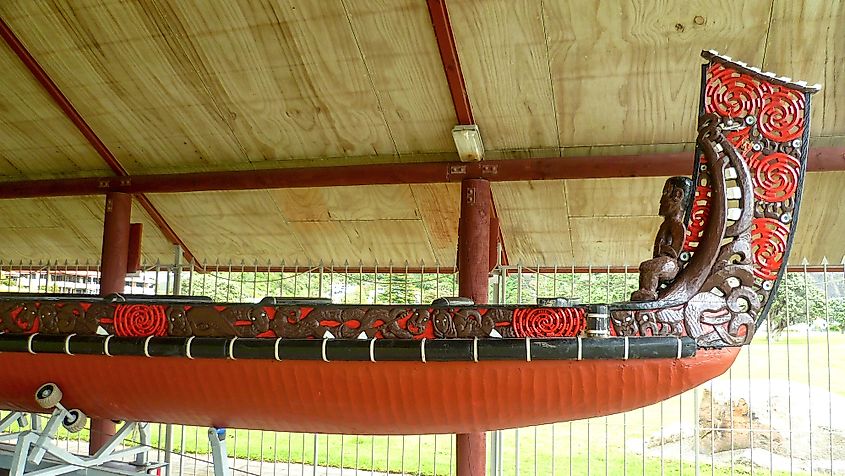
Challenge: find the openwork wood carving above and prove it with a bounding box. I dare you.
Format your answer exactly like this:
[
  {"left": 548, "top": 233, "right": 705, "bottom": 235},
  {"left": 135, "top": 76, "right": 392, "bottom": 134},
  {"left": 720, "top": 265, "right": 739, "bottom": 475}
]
[{"left": 611, "top": 51, "right": 818, "bottom": 347}]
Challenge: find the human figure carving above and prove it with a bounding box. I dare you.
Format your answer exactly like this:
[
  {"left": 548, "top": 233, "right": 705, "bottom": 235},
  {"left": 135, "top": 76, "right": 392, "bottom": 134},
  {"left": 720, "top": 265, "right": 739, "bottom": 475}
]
[{"left": 631, "top": 176, "right": 693, "bottom": 301}]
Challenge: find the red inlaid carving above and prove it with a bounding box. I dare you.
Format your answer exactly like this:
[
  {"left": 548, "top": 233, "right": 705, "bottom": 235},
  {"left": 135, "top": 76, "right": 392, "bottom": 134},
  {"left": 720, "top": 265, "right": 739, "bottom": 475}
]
[
  {"left": 684, "top": 184, "right": 712, "bottom": 251},
  {"left": 752, "top": 152, "right": 801, "bottom": 202},
  {"left": 751, "top": 218, "right": 790, "bottom": 280},
  {"left": 113, "top": 304, "right": 168, "bottom": 337},
  {"left": 511, "top": 307, "right": 585, "bottom": 338},
  {"left": 705, "top": 64, "right": 765, "bottom": 117},
  {"left": 759, "top": 90, "right": 805, "bottom": 142}
]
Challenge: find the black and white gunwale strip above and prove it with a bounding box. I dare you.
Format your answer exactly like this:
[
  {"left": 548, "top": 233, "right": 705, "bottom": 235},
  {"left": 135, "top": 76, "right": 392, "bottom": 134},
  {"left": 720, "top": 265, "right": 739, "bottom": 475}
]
[{"left": 0, "top": 334, "right": 696, "bottom": 362}]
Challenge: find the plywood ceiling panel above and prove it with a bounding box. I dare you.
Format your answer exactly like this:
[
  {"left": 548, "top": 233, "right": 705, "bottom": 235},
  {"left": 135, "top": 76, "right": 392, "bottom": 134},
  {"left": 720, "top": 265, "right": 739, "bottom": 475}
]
[
  {"left": 271, "top": 185, "right": 420, "bottom": 222},
  {"left": 492, "top": 181, "right": 574, "bottom": 265},
  {"left": 544, "top": 0, "right": 771, "bottom": 148},
  {"left": 0, "top": 196, "right": 173, "bottom": 264},
  {"left": 344, "top": 0, "right": 457, "bottom": 153},
  {"left": 0, "top": 1, "right": 247, "bottom": 173},
  {"left": 763, "top": 0, "right": 845, "bottom": 138},
  {"left": 145, "top": 191, "right": 306, "bottom": 264},
  {"left": 566, "top": 177, "right": 666, "bottom": 218},
  {"left": 410, "top": 183, "right": 460, "bottom": 266},
  {"left": 147, "top": 186, "right": 448, "bottom": 266},
  {"left": 0, "top": 40, "right": 108, "bottom": 180},
  {"left": 790, "top": 172, "right": 845, "bottom": 265},
  {"left": 569, "top": 216, "right": 661, "bottom": 267},
  {"left": 338, "top": 220, "right": 436, "bottom": 266},
  {"left": 449, "top": 0, "right": 559, "bottom": 151},
  {"left": 0, "top": 0, "right": 459, "bottom": 174}
]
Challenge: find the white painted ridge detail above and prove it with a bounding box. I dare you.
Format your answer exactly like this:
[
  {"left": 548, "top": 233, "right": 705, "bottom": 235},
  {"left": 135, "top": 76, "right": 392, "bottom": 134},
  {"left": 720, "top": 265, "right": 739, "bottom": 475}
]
[
  {"left": 727, "top": 208, "right": 742, "bottom": 220},
  {"left": 726, "top": 187, "right": 742, "bottom": 199}
]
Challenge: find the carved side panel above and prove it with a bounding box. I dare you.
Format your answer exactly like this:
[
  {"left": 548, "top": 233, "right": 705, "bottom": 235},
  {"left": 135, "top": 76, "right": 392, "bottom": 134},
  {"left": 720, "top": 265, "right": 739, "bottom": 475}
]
[{"left": 0, "top": 300, "right": 588, "bottom": 340}]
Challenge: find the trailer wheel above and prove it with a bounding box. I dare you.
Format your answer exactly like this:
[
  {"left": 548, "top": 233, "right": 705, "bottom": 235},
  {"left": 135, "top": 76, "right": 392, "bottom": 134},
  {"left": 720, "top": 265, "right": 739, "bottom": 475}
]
[
  {"left": 63, "top": 409, "right": 87, "bottom": 433},
  {"left": 35, "top": 383, "right": 62, "bottom": 409}
]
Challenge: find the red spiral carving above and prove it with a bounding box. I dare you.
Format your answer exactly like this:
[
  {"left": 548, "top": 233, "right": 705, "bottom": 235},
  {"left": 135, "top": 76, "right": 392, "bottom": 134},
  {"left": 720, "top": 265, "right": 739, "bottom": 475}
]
[
  {"left": 114, "top": 304, "right": 168, "bottom": 337},
  {"left": 511, "top": 308, "right": 585, "bottom": 338},
  {"left": 752, "top": 152, "right": 801, "bottom": 202},
  {"left": 683, "top": 185, "right": 712, "bottom": 251},
  {"left": 751, "top": 218, "right": 790, "bottom": 280},
  {"left": 759, "top": 90, "right": 805, "bottom": 142},
  {"left": 705, "top": 64, "right": 764, "bottom": 117}
]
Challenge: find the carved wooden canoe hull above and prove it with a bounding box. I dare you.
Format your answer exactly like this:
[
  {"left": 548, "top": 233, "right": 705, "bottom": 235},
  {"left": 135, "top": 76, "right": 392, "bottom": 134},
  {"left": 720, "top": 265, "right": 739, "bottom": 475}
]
[
  {"left": 0, "top": 51, "right": 818, "bottom": 434},
  {"left": 0, "top": 348, "right": 737, "bottom": 434}
]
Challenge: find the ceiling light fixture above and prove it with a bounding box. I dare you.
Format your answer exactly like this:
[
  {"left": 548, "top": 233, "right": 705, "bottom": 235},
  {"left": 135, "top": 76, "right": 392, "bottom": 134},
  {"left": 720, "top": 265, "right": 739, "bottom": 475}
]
[{"left": 451, "top": 125, "right": 485, "bottom": 162}]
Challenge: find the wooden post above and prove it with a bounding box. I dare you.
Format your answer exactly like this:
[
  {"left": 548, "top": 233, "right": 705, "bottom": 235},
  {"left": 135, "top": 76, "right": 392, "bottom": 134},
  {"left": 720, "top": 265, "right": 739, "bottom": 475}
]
[
  {"left": 90, "top": 191, "right": 131, "bottom": 454},
  {"left": 456, "top": 178, "right": 491, "bottom": 476}
]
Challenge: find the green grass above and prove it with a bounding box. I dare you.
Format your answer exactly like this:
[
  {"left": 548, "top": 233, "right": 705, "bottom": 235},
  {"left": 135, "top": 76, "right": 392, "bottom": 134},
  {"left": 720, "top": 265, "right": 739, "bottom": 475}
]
[{"left": 5, "top": 334, "right": 841, "bottom": 475}]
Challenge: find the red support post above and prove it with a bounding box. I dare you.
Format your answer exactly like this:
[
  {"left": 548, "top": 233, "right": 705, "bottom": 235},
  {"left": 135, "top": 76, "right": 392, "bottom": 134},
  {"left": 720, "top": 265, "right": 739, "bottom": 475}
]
[
  {"left": 127, "top": 223, "right": 143, "bottom": 274},
  {"left": 90, "top": 192, "right": 132, "bottom": 453},
  {"left": 456, "top": 178, "right": 491, "bottom": 476}
]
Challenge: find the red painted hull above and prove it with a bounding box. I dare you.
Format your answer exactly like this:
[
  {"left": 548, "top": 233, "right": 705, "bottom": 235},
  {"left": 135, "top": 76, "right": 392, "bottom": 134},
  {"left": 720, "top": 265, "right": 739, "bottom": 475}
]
[{"left": 0, "top": 349, "right": 738, "bottom": 434}]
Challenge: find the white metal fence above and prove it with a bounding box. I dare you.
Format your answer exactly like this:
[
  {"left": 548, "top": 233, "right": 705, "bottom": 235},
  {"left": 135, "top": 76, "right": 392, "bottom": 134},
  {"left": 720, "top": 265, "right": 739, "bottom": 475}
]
[{"left": 1, "top": 260, "right": 843, "bottom": 475}]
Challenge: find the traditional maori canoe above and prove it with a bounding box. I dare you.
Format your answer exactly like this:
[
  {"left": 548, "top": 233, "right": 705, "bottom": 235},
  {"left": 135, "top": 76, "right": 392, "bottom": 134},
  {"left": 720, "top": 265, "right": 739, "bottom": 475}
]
[{"left": 0, "top": 51, "right": 820, "bottom": 434}]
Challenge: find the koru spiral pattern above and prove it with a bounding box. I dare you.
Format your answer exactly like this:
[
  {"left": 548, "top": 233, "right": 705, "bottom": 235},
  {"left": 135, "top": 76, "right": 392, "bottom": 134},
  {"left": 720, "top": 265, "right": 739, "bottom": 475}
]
[
  {"left": 697, "top": 60, "right": 806, "bottom": 284},
  {"left": 511, "top": 307, "right": 586, "bottom": 338},
  {"left": 750, "top": 218, "right": 790, "bottom": 281},
  {"left": 114, "top": 304, "right": 169, "bottom": 337}
]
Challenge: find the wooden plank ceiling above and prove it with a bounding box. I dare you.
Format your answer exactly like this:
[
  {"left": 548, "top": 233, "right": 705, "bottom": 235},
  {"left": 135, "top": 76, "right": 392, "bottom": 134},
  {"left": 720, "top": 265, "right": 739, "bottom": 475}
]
[{"left": 0, "top": 1, "right": 842, "bottom": 267}]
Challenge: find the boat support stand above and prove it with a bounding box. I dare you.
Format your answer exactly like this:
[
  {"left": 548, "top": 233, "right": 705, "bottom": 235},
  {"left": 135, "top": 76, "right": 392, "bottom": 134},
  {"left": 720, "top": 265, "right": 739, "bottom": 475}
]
[
  {"left": 208, "top": 428, "right": 229, "bottom": 476},
  {"left": 1, "top": 382, "right": 163, "bottom": 476}
]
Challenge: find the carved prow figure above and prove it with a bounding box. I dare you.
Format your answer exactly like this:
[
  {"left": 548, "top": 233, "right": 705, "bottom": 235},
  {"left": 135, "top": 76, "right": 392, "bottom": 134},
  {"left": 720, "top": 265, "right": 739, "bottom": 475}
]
[{"left": 632, "top": 176, "right": 693, "bottom": 301}]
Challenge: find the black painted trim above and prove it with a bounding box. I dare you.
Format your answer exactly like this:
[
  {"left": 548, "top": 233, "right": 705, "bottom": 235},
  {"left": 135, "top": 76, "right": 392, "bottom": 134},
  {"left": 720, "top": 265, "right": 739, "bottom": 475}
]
[{"left": 0, "top": 335, "right": 696, "bottom": 361}]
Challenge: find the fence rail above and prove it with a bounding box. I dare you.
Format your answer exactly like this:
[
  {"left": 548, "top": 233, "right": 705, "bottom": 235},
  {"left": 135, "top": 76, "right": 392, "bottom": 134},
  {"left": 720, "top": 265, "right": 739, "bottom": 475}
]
[{"left": 2, "top": 260, "right": 843, "bottom": 475}]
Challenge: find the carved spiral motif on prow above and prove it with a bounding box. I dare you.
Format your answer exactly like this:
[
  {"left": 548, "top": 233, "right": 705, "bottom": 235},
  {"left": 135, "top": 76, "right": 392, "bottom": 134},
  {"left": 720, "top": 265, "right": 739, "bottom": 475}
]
[
  {"left": 706, "top": 64, "right": 765, "bottom": 117},
  {"left": 751, "top": 218, "right": 790, "bottom": 281},
  {"left": 759, "top": 90, "right": 805, "bottom": 142},
  {"left": 752, "top": 152, "right": 801, "bottom": 202},
  {"left": 114, "top": 304, "right": 168, "bottom": 337},
  {"left": 511, "top": 308, "right": 585, "bottom": 338}
]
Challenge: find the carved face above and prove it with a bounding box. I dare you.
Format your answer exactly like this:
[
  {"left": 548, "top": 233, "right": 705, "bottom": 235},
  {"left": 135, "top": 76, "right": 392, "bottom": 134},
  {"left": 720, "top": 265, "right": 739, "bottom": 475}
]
[{"left": 659, "top": 180, "right": 684, "bottom": 216}]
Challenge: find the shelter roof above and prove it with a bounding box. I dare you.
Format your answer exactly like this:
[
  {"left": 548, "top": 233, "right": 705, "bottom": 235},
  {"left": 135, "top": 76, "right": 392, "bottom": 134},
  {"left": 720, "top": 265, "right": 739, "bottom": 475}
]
[{"left": 0, "top": 1, "right": 842, "bottom": 266}]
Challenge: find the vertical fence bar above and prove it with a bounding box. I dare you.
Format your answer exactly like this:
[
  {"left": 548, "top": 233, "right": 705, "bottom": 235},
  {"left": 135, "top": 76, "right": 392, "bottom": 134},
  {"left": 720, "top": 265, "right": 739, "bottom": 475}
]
[{"left": 2, "top": 263, "right": 843, "bottom": 476}]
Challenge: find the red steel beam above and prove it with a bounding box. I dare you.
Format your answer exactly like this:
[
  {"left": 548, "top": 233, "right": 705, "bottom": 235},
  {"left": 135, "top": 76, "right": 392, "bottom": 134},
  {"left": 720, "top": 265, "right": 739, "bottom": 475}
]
[
  {"left": 427, "top": 0, "right": 473, "bottom": 125},
  {"left": 0, "top": 17, "right": 197, "bottom": 266},
  {"left": 2, "top": 147, "right": 844, "bottom": 198}
]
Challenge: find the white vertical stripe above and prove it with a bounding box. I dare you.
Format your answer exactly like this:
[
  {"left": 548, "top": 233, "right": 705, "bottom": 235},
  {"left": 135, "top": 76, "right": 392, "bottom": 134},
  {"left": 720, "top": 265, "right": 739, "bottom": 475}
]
[
  {"left": 186, "top": 336, "right": 196, "bottom": 360},
  {"left": 623, "top": 336, "right": 630, "bottom": 360},
  {"left": 228, "top": 336, "right": 238, "bottom": 360},
  {"left": 274, "top": 337, "right": 282, "bottom": 361},
  {"left": 420, "top": 338, "right": 427, "bottom": 363},
  {"left": 104, "top": 335, "right": 113, "bottom": 357},
  {"left": 27, "top": 333, "right": 37, "bottom": 354},
  {"left": 144, "top": 335, "right": 154, "bottom": 358},
  {"left": 64, "top": 333, "right": 76, "bottom": 355},
  {"left": 577, "top": 337, "right": 583, "bottom": 361},
  {"left": 525, "top": 338, "right": 531, "bottom": 362}
]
